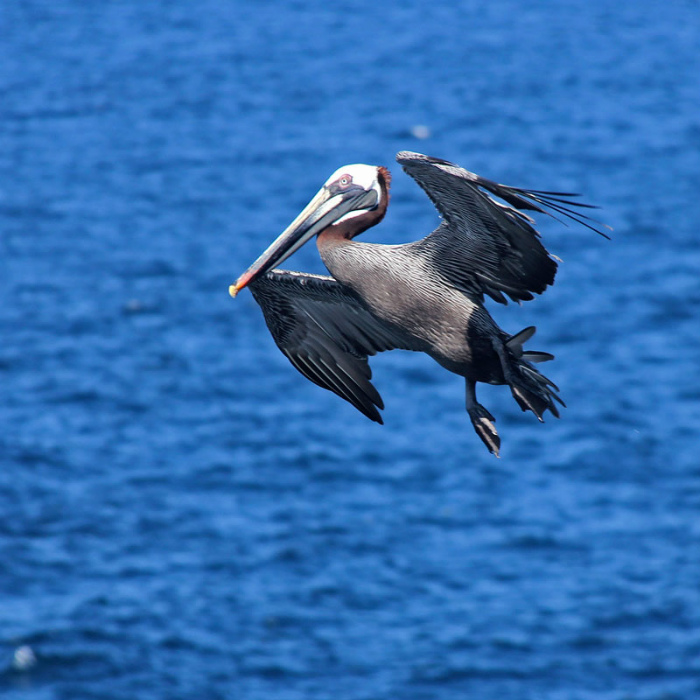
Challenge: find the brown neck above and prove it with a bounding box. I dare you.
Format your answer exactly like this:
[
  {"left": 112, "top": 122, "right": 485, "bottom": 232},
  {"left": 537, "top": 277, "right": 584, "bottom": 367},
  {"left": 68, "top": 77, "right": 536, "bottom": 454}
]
[{"left": 318, "top": 166, "right": 391, "bottom": 244}]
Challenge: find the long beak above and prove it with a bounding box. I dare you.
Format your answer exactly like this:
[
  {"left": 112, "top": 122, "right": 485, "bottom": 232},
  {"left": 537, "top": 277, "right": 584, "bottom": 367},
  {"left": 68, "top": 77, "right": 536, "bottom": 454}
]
[{"left": 230, "top": 185, "right": 377, "bottom": 297}]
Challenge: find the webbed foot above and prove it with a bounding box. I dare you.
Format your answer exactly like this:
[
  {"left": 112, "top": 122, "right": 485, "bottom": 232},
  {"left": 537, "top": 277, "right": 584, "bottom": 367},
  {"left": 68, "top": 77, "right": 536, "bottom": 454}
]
[
  {"left": 468, "top": 403, "right": 501, "bottom": 457},
  {"left": 466, "top": 379, "right": 500, "bottom": 457}
]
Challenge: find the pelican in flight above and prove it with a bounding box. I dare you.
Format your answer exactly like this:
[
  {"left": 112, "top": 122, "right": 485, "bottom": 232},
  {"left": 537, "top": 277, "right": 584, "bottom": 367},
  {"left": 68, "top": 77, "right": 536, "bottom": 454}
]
[{"left": 230, "top": 152, "right": 606, "bottom": 456}]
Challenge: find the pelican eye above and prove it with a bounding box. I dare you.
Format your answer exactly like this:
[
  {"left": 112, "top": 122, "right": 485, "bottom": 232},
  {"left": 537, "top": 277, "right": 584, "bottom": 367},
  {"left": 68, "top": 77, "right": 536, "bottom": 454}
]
[{"left": 337, "top": 175, "right": 352, "bottom": 188}]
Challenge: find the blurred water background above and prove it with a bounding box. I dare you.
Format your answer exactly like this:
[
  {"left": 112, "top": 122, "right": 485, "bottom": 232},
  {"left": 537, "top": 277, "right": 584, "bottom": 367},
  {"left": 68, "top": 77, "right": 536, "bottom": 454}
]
[{"left": 2, "top": 1, "right": 699, "bottom": 698}]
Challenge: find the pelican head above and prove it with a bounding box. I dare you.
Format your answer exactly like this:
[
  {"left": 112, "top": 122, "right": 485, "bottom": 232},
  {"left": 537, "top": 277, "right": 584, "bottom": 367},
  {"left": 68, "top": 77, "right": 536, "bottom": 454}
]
[{"left": 230, "top": 164, "right": 387, "bottom": 297}]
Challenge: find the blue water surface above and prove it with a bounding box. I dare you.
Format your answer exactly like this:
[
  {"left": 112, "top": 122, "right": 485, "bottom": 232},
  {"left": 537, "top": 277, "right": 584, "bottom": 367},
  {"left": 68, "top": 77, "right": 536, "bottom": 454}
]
[{"left": 2, "top": 1, "right": 699, "bottom": 698}]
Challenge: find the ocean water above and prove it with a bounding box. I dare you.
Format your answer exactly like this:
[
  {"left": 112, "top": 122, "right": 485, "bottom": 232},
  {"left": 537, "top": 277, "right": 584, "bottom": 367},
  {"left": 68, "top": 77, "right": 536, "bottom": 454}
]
[{"left": 2, "top": 1, "right": 699, "bottom": 698}]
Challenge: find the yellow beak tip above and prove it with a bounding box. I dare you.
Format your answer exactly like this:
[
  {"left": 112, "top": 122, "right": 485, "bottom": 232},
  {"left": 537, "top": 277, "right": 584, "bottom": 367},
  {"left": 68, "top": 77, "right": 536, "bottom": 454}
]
[{"left": 229, "top": 284, "right": 240, "bottom": 298}]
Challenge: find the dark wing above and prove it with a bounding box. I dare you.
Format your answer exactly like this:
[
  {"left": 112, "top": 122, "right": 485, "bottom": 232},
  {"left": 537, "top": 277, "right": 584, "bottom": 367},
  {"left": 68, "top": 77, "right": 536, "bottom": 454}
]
[
  {"left": 397, "top": 151, "right": 609, "bottom": 304},
  {"left": 248, "top": 270, "right": 416, "bottom": 423}
]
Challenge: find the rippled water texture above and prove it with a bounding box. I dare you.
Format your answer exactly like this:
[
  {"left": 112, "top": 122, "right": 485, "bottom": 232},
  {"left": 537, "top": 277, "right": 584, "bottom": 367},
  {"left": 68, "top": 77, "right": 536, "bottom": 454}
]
[{"left": 2, "top": 2, "right": 699, "bottom": 698}]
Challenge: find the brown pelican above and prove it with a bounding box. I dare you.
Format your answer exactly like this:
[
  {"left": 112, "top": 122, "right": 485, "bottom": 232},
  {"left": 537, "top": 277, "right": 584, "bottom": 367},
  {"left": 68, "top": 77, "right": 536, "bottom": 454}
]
[{"left": 230, "top": 152, "right": 607, "bottom": 456}]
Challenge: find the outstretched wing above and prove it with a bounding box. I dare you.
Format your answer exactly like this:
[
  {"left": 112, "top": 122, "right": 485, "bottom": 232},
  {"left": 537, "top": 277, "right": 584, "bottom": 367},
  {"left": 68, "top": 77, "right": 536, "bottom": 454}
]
[
  {"left": 248, "top": 270, "right": 416, "bottom": 423},
  {"left": 397, "top": 151, "right": 608, "bottom": 304}
]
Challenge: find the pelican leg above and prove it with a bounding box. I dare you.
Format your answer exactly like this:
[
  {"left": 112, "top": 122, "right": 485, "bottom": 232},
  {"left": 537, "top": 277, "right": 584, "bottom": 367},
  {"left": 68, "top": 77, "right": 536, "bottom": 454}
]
[
  {"left": 465, "top": 379, "right": 500, "bottom": 457},
  {"left": 493, "top": 337, "right": 518, "bottom": 385}
]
